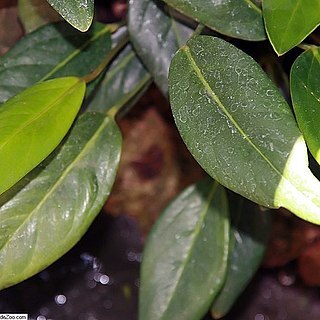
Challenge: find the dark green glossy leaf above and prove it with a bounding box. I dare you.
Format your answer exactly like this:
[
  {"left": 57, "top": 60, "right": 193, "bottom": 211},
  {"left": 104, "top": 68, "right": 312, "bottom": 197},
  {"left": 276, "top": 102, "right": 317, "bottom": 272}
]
[
  {"left": 169, "top": 35, "right": 320, "bottom": 225},
  {"left": 128, "top": 0, "right": 193, "bottom": 95},
  {"left": 18, "top": 0, "right": 62, "bottom": 33},
  {"left": 161, "top": 0, "right": 265, "bottom": 41},
  {"left": 211, "top": 195, "right": 271, "bottom": 318},
  {"left": 0, "top": 22, "right": 111, "bottom": 103},
  {"left": 139, "top": 179, "right": 229, "bottom": 320},
  {"left": 87, "top": 44, "right": 152, "bottom": 114},
  {"left": 291, "top": 47, "right": 320, "bottom": 165},
  {"left": 263, "top": 0, "right": 320, "bottom": 55},
  {"left": 0, "top": 112, "right": 121, "bottom": 290},
  {"left": 0, "top": 76, "right": 85, "bottom": 196},
  {"left": 46, "top": 0, "right": 94, "bottom": 32}
]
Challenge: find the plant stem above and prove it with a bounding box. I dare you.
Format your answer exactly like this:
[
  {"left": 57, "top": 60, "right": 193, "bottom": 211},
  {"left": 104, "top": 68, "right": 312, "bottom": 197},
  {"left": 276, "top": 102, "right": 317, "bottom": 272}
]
[
  {"left": 191, "top": 24, "right": 205, "bottom": 38},
  {"left": 298, "top": 43, "right": 317, "bottom": 51},
  {"left": 81, "top": 33, "right": 129, "bottom": 84},
  {"left": 107, "top": 74, "right": 152, "bottom": 119}
]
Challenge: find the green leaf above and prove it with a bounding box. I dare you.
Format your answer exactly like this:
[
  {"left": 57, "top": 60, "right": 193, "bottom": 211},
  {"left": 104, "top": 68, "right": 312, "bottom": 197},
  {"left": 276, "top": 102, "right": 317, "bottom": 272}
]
[
  {"left": 211, "top": 195, "right": 271, "bottom": 318},
  {"left": 0, "top": 77, "right": 85, "bottom": 196},
  {"left": 46, "top": 0, "right": 94, "bottom": 32},
  {"left": 169, "top": 35, "right": 320, "bottom": 225},
  {"left": 18, "top": 0, "right": 62, "bottom": 33},
  {"left": 291, "top": 47, "right": 320, "bottom": 165},
  {"left": 0, "top": 112, "right": 121, "bottom": 290},
  {"left": 0, "top": 22, "right": 111, "bottom": 103},
  {"left": 87, "top": 44, "right": 152, "bottom": 114},
  {"left": 263, "top": 0, "right": 320, "bottom": 55},
  {"left": 139, "top": 179, "right": 229, "bottom": 320},
  {"left": 161, "top": 0, "right": 266, "bottom": 41},
  {"left": 128, "top": 0, "right": 193, "bottom": 95}
]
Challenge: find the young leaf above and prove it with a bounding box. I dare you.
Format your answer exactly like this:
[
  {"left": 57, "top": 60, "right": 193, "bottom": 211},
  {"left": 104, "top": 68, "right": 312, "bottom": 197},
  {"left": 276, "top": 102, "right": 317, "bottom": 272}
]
[
  {"left": 128, "top": 0, "right": 193, "bottom": 96},
  {"left": 211, "top": 195, "right": 271, "bottom": 318},
  {"left": 46, "top": 0, "right": 94, "bottom": 32},
  {"left": 291, "top": 47, "right": 320, "bottom": 165},
  {"left": 0, "top": 22, "right": 111, "bottom": 103},
  {"left": 87, "top": 44, "right": 152, "bottom": 114},
  {"left": 263, "top": 0, "right": 320, "bottom": 55},
  {"left": 0, "top": 112, "right": 121, "bottom": 290},
  {"left": 0, "top": 77, "right": 85, "bottom": 196},
  {"left": 18, "top": 0, "right": 62, "bottom": 33},
  {"left": 161, "top": 0, "right": 265, "bottom": 41},
  {"left": 139, "top": 179, "right": 229, "bottom": 320},
  {"left": 169, "top": 35, "right": 320, "bottom": 225}
]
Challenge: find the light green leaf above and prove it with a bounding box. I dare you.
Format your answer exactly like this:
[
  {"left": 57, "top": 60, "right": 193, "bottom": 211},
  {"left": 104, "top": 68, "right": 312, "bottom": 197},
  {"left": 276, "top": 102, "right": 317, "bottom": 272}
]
[
  {"left": 0, "top": 22, "right": 111, "bottom": 103},
  {"left": 161, "top": 0, "right": 266, "bottom": 41},
  {"left": 291, "top": 47, "right": 320, "bottom": 165},
  {"left": 0, "top": 112, "right": 121, "bottom": 290},
  {"left": 211, "top": 194, "right": 271, "bottom": 318},
  {"left": 0, "top": 77, "right": 85, "bottom": 196},
  {"left": 46, "top": 0, "right": 94, "bottom": 32},
  {"left": 169, "top": 35, "right": 320, "bottom": 225},
  {"left": 18, "top": 0, "right": 62, "bottom": 33},
  {"left": 128, "top": 0, "right": 193, "bottom": 95},
  {"left": 263, "top": 0, "right": 320, "bottom": 55},
  {"left": 139, "top": 179, "right": 229, "bottom": 320}
]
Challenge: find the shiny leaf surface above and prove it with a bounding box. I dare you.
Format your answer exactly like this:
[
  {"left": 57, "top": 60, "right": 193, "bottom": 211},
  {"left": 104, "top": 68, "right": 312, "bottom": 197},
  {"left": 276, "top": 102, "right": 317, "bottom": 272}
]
[
  {"left": 263, "top": 0, "right": 320, "bottom": 55},
  {"left": 88, "top": 44, "right": 151, "bottom": 114},
  {"left": 169, "top": 35, "right": 320, "bottom": 225},
  {"left": 161, "top": 0, "right": 265, "bottom": 41},
  {"left": 0, "top": 76, "right": 85, "bottom": 196},
  {"left": 0, "top": 112, "right": 121, "bottom": 290},
  {"left": 291, "top": 47, "right": 320, "bottom": 165},
  {"left": 211, "top": 195, "right": 271, "bottom": 318},
  {"left": 0, "top": 22, "right": 111, "bottom": 103},
  {"left": 139, "top": 179, "right": 229, "bottom": 320},
  {"left": 46, "top": 0, "right": 94, "bottom": 32},
  {"left": 128, "top": 0, "right": 193, "bottom": 95}
]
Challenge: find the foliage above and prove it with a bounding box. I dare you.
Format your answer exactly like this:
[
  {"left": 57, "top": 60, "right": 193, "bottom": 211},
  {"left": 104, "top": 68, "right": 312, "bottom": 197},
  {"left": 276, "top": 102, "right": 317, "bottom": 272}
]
[{"left": 0, "top": 0, "right": 320, "bottom": 319}]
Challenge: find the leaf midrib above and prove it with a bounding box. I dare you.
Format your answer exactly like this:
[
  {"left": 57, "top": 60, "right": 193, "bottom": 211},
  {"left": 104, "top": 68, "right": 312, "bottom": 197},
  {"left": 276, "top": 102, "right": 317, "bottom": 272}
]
[
  {"left": 0, "top": 116, "right": 112, "bottom": 253},
  {"left": 161, "top": 181, "right": 222, "bottom": 319}
]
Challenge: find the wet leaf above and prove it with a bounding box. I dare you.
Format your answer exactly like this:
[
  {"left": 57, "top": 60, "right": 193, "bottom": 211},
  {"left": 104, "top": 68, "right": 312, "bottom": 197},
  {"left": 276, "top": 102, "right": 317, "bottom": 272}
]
[
  {"left": 0, "top": 76, "right": 85, "bottom": 196},
  {"left": 0, "top": 112, "right": 121, "bottom": 290},
  {"left": 0, "top": 22, "right": 111, "bottom": 103},
  {"left": 46, "top": 0, "right": 94, "bottom": 32},
  {"left": 87, "top": 44, "right": 151, "bottom": 114},
  {"left": 211, "top": 195, "right": 271, "bottom": 318},
  {"left": 18, "top": 0, "right": 62, "bottom": 33},
  {"left": 128, "top": 0, "right": 193, "bottom": 95},
  {"left": 161, "top": 0, "right": 265, "bottom": 41},
  {"left": 263, "top": 0, "right": 320, "bottom": 55},
  {"left": 139, "top": 179, "right": 229, "bottom": 320},
  {"left": 169, "top": 35, "right": 320, "bottom": 225},
  {"left": 291, "top": 47, "right": 320, "bottom": 165}
]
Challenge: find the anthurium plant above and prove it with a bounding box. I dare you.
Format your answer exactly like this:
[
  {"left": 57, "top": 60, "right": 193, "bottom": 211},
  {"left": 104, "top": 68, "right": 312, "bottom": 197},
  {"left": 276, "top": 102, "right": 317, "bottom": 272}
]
[{"left": 1, "top": 0, "right": 319, "bottom": 319}]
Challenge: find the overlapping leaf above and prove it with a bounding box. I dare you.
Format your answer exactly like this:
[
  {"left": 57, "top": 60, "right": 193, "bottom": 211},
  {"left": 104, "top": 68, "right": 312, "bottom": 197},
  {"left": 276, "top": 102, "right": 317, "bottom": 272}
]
[
  {"left": 128, "top": 0, "right": 193, "bottom": 95},
  {"left": 161, "top": 0, "right": 265, "bottom": 41},
  {"left": 263, "top": 0, "right": 320, "bottom": 55},
  {"left": 0, "top": 21, "right": 111, "bottom": 103},
  {"left": 88, "top": 44, "right": 151, "bottom": 114},
  {"left": 46, "top": 0, "right": 94, "bottom": 32},
  {"left": 0, "top": 77, "right": 85, "bottom": 196},
  {"left": 211, "top": 195, "right": 271, "bottom": 318},
  {"left": 291, "top": 47, "right": 320, "bottom": 165},
  {"left": 169, "top": 35, "right": 320, "bottom": 225},
  {"left": 0, "top": 111, "right": 121, "bottom": 290},
  {"left": 18, "top": 0, "right": 62, "bottom": 33},
  {"left": 139, "top": 179, "right": 229, "bottom": 320}
]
